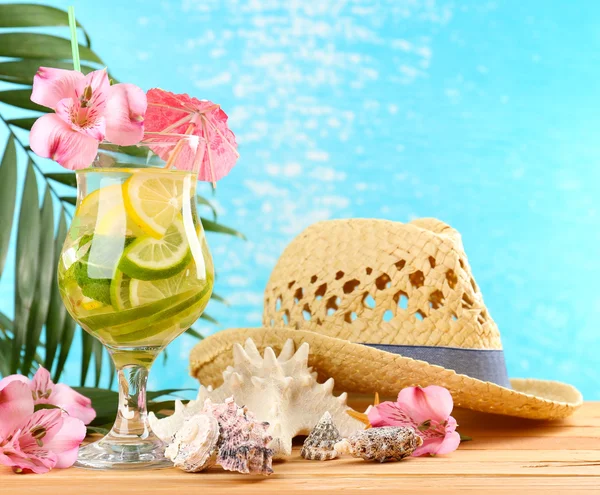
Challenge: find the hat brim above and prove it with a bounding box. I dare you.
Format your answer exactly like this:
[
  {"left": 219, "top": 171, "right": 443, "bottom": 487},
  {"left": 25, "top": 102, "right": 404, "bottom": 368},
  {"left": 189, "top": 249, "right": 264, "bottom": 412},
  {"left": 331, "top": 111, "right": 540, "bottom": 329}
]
[{"left": 190, "top": 327, "right": 583, "bottom": 420}]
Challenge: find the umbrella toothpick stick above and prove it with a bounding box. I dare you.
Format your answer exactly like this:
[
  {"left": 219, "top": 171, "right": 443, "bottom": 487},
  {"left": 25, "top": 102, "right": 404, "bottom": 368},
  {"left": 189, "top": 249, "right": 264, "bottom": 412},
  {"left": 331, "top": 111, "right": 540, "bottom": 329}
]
[
  {"left": 164, "top": 122, "right": 197, "bottom": 170},
  {"left": 159, "top": 114, "right": 194, "bottom": 134},
  {"left": 203, "top": 117, "right": 240, "bottom": 158},
  {"left": 201, "top": 116, "right": 217, "bottom": 188}
]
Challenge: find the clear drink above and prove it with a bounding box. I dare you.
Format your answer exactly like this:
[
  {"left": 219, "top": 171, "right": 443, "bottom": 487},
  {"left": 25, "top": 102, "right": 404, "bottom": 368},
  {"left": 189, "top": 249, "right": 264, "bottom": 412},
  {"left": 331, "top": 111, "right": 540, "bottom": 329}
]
[{"left": 57, "top": 165, "right": 214, "bottom": 468}]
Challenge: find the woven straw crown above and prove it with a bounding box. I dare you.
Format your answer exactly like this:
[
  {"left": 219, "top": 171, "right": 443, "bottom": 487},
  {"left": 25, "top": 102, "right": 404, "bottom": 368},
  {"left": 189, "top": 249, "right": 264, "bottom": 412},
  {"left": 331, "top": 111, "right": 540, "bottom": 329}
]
[{"left": 262, "top": 218, "right": 501, "bottom": 350}]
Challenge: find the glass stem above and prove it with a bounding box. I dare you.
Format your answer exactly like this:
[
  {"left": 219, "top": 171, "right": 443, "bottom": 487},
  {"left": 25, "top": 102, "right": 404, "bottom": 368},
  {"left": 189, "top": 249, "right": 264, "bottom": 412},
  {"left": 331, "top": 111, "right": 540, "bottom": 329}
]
[{"left": 111, "top": 364, "right": 151, "bottom": 438}]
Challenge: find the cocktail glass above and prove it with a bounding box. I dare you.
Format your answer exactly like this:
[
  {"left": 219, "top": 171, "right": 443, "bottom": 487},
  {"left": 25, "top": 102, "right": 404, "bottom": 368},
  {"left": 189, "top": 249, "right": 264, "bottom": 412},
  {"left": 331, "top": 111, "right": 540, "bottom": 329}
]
[{"left": 57, "top": 137, "right": 213, "bottom": 469}]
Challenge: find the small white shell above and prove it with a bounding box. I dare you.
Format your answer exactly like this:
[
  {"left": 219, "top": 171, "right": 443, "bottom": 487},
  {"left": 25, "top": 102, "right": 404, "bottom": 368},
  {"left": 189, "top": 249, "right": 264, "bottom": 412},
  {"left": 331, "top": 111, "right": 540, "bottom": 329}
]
[{"left": 165, "top": 413, "right": 220, "bottom": 472}]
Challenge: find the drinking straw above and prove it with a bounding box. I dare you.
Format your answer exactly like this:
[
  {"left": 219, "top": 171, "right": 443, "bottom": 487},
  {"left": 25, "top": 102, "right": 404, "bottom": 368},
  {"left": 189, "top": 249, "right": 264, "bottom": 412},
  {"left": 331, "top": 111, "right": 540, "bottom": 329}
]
[{"left": 67, "top": 6, "right": 81, "bottom": 72}]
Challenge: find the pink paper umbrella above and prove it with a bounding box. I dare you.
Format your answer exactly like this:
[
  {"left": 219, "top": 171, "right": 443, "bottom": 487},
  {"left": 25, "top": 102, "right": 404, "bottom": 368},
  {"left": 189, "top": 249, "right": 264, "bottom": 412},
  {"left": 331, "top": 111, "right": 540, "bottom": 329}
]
[{"left": 143, "top": 88, "right": 239, "bottom": 184}]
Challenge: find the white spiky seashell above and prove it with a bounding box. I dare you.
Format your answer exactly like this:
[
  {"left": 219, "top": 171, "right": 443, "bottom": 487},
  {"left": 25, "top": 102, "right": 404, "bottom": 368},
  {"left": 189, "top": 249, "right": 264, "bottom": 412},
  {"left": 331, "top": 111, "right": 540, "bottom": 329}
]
[
  {"left": 165, "top": 413, "right": 219, "bottom": 472},
  {"left": 149, "top": 338, "right": 364, "bottom": 457}
]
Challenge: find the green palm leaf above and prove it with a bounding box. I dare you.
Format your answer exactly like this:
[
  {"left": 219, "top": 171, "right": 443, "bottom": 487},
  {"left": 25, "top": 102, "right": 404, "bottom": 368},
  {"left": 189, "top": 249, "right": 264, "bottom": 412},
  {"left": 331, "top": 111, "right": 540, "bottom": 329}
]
[
  {"left": 0, "top": 4, "right": 92, "bottom": 47},
  {"left": 6, "top": 117, "right": 37, "bottom": 131},
  {"left": 53, "top": 313, "right": 76, "bottom": 382},
  {"left": 12, "top": 162, "right": 41, "bottom": 373},
  {"left": 201, "top": 217, "right": 246, "bottom": 239},
  {"left": 0, "top": 59, "right": 97, "bottom": 85},
  {"left": 22, "top": 187, "right": 54, "bottom": 372},
  {"left": 0, "top": 136, "right": 17, "bottom": 278},
  {"left": 44, "top": 211, "right": 68, "bottom": 371},
  {"left": 45, "top": 172, "right": 77, "bottom": 188},
  {"left": 81, "top": 330, "right": 94, "bottom": 386},
  {"left": 0, "top": 89, "right": 48, "bottom": 112},
  {"left": 0, "top": 33, "right": 101, "bottom": 63}
]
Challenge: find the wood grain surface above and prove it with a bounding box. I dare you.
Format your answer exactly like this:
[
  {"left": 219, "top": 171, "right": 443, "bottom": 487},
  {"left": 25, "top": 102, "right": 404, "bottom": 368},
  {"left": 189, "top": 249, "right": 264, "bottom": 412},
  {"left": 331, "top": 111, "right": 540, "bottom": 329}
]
[{"left": 2, "top": 398, "right": 600, "bottom": 494}]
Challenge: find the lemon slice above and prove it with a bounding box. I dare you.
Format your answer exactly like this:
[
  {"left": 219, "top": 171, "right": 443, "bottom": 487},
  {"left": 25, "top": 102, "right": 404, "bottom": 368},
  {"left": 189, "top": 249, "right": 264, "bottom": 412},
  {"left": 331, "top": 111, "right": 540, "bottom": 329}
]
[
  {"left": 129, "top": 263, "right": 205, "bottom": 307},
  {"left": 75, "top": 183, "right": 145, "bottom": 237},
  {"left": 118, "top": 217, "right": 191, "bottom": 281},
  {"left": 123, "top": 172, "right": 186, "bottom": 238},
  {"left": 75, "top": 183, "right": 122, "bottom": 219},
  {"left": 81, "top": 297, "right": 104, "bottom": 311}
]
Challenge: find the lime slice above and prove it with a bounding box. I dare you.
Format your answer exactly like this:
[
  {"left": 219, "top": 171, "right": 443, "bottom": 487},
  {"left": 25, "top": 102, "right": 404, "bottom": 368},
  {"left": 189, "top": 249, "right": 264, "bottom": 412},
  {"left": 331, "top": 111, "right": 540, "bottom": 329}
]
[
  {"left": 110, "top": 269, "right": 131, "bottom": 310},
  {"left": 119, "top": 217, "right": 191, "bottom": 281},
  {"left": 78, "top": 289, "right": 200, "bottom": 330},
  {"left": 71, "top": 235, "right": 136, "bottom": 306},
  {"left": 129, "top": 263, "right": 204, "bottom": 307},
  {"left": 123, "top": 172, "right": 187, "bottom": 238},
  {"left": 107, "top": 282, "right": 212, "bottom": 343}
]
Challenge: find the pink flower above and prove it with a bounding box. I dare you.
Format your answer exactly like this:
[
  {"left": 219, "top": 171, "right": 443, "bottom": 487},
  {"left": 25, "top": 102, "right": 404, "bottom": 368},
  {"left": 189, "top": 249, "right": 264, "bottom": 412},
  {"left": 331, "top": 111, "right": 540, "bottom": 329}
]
[
  {"left": 0, "top": 381, "right": 86, "bottom": 473},
  {"left": 0, "top": 367, "right": 95, "bottom": 425},
  {"left": 368, "top": 386, "right": 461, "bottom": 456},
  {"left": 29, "top": 67, "right": 147, "bottom": 170}
]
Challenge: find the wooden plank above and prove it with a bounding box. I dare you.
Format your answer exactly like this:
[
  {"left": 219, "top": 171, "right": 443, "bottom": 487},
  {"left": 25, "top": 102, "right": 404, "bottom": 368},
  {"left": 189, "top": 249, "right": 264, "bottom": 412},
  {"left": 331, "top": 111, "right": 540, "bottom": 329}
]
[
  {"left": 1, "top": 402, "right": 599, "bottom": 494},
  {"left": 4, "top": 470, "right": 600, "bottom": 495}
]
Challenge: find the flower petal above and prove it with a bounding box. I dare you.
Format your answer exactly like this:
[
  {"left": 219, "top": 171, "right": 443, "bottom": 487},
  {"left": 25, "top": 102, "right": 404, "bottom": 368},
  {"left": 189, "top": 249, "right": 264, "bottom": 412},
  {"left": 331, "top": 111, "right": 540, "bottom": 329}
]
[
  {"left": 30, "top": 67, "right": 84, "bottom": 109},
  {"left": 52, "top": 384, "right": 96, "bottom": 425},
  {"left": 105, "top": 83, "right": 147, "bottom": 146},
  {"left": 76, "top": 69, "right": 110, "bottom": 113},
  {"left": 367, "top": 400, "right": 416, "bottom": 428},
  {"left": 0, "top": 436, "right": 57, "bottom": 474},
  {"left": 55, "top": 97, "right": 106, "bottom": 141},
  {"left": 30, "top": 114, "right": 99, "bottom": 170},
  {"left": 435, "top": 430, "right": 461, "bottom": 455},
  {"left": 0, "top": 381, "right": 34, "bottom": 440},
  {"left": 43, "top": 416, "right": 86, "bottom": 468},
  {"left": 413, "top": 430, "right": 461, "bottom": 457},
  {"left": 16, "top": 409, "right": 63, "bottom": 453},
  {"left": 397, "top": 386, "right": 454, "bottom": 425},
  {"left": 30, "top": 367, "right": 53, "bottom": 402},
  {"left": 0, "top": 374, "right": 30, "bottom": 393}
]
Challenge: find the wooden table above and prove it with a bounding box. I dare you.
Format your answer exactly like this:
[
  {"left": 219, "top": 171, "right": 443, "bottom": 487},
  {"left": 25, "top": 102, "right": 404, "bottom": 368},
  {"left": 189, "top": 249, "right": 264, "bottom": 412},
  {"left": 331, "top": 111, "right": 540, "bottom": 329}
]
[{"left": 3, "top": 400, "right": 600, "bottom": 494}]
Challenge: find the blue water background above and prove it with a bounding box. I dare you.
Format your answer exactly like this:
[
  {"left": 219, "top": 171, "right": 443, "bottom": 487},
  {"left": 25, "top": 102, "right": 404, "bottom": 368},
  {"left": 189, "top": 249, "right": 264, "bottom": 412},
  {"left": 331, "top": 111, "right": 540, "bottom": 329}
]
[{"left": 0, "top": 0, "right": 598, "bottom": 398}]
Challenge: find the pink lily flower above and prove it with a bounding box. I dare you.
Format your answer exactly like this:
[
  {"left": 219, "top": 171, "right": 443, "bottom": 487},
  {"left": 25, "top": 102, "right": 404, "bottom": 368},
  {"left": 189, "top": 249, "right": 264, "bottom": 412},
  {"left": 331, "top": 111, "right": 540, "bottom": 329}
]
[
  {"left": 29, "top": 67, "right": 147, "bottom": 170},
  {"left": 0, "top": 381, "right": 86, "bottom": 474},
  {"left": 368, "top": 385, "right": 461, "bottom": 456},
  {"left": 0, "top": 367, "right": 95, "bottom": 425}
]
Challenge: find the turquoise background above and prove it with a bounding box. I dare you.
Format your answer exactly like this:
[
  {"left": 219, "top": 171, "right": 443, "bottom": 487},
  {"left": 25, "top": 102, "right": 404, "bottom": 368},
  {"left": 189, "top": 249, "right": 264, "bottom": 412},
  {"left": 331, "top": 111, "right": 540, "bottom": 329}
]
[{"left": 1, "top": 0, "right": 598, "bottom": 398}]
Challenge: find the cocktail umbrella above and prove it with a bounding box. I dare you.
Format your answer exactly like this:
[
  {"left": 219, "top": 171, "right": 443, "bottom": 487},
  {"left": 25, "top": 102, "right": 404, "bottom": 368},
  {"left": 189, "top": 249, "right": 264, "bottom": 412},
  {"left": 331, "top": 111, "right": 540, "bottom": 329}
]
[{"left": 143, "top": 88, "right": 239, "bottom": 184}]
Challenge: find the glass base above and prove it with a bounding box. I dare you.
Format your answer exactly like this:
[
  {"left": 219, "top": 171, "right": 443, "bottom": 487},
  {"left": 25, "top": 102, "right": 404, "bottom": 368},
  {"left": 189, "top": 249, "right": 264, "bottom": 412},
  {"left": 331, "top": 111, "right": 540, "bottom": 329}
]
[{"left": 75, "top": 432, "right": 172, "bottom": 470}]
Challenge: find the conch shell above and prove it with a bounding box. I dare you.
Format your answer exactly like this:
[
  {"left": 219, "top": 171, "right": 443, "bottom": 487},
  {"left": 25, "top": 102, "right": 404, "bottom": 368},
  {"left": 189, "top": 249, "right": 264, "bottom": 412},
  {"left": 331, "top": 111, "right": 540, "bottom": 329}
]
[
  {"left": 335, "top": 427, "right": 423, "bottom": 462},
  {"left": 204, "top": 398, "right": 274, "bottom": 476}
]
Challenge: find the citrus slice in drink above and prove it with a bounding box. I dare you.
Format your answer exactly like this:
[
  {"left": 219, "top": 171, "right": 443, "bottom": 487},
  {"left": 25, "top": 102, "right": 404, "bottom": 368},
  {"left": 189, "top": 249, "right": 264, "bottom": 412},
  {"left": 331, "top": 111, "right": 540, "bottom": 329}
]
[
  {"left": 118, "top": 217, "right": 191, "bottom": 281},
  {"left": 129, "top": 263, "right": 205, "bottom": 307},
  {"left": 110, "top": 269, "right": 132, "bottom": 310},
  {"left": 74, "top": 183, "right": 145, "bottom": 237},
  {"left": 123, "top": 172, "right": 186, "bottom": 238}
]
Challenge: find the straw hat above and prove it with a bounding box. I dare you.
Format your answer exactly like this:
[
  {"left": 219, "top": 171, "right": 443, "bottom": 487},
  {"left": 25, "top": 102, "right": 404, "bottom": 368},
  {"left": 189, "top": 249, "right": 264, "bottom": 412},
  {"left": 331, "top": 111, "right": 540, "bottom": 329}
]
[{"left": 190, "top": 218, "right": 582, "bottom": 420}]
